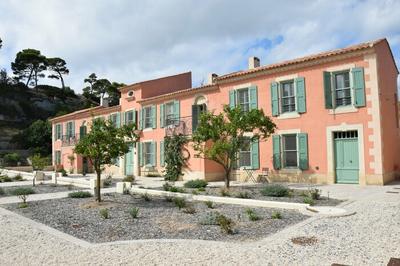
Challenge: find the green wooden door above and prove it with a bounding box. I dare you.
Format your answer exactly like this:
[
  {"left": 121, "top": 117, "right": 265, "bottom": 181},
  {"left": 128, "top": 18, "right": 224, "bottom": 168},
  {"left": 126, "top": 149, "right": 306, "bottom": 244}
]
[
  {"left": 334, "top": 131, "right": 359, "bottom": 184},
  {"left": 125, "top": 144, "right": 134, "bottom": 176}
]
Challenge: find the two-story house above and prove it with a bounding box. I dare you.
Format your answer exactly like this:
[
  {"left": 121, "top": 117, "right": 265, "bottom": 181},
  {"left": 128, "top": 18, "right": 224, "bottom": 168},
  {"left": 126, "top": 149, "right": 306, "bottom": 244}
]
[{"left": 50, "top": 38, "right": 400, "bottom": 185}]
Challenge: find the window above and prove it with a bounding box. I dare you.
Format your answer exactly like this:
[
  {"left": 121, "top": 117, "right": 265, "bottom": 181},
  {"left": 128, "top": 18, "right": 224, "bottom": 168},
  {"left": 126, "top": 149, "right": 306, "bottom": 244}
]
[
  {"left": 66, "top": 122, "right": 74, "bottom": 138},
  {"left": 143, "top": 142, "right": 153, "bottom": 165},
  {"left": 125, "top": 110, "right": 135, "bottom": 125},
  {"left": 143, "top": 107, "right": 153, "bottom": 129},
  {"left": 165, "top": 102, "right": 176, "bottom": 126},
  {"left": 192, "top": 103, "right": 207, "bottom": 131},
  {"left": 127, "top": 90, "right": 134, "bottom": 97},
  {"left": 238, "top": 138, "right": 251, "bottom": 167},
  {"left": 55, "top": 124, "right": 62, "bottom": 140},
  {"left": 55, "top": 151, "right": 61, "bottom": 165},
  {"left": 280, "top": 80, "right": 296, "bottom": 113},
  {"left": 334, "top": 71, "right": 351, "bottom": 107},
  {"left": 237, "top": 88, "right": 250, "bottom": 112},
  {"left": 282, "top": 134, "right": 297, "bottom": 167},
  {"left": 109, "top": 113, "right": 119, "bottom": 127}
]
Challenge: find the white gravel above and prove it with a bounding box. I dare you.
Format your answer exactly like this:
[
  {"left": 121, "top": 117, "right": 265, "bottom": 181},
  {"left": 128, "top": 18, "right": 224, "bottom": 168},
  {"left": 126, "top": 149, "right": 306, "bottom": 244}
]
[{"left": 0, "top": 183, "right": 399, "bottom": 265}]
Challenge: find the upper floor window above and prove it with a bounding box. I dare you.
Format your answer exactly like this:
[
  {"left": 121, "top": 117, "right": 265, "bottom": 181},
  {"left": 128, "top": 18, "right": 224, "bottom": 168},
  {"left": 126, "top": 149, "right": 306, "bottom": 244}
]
[
  {"left": 280, "top": 80, "right": 296, "bottom": 113},
  {"left": 333, "top": 71, "right": 351, "bottom": 107},
  {"left": 237, "top": 88, "right": 250, "bottom": 112},
  {"left": 124, "top": 110, "right": 136, "bottom": 125},
  {"left": 229, "top": 86, "right": 258, "bottom": 112},
  {"left": 160, "top": 101, "right": 180, "bottom": 128},
  {"left": 55, "top": 124, "right": 62, "bottom": 140},
  {"left": 66, "top": 121, "right": 74, "bottom": 138},
  {"left": 143, "top": 106, "right": 153, "bottom": 129},
  {"left": 127, "top": 90, "right": 134, "bottom": 97},
  {"left": 165, "top": 102, "right": 176, "bottom": 126},
  {"left": 109, "top": 113, "right": 120, "bottom": 128}
]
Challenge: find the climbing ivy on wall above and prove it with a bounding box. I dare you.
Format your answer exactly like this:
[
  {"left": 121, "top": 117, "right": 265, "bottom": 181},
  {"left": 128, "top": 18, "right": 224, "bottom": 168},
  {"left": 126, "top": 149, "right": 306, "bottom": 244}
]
[{"left": 164, "top": 134, "right": 189, "bottom": 181}]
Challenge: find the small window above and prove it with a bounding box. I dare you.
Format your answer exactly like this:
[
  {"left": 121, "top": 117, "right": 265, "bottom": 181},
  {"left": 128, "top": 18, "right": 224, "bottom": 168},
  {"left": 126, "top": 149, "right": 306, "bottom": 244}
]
[
  {"left": 55, "top": 124, "right": 62, "bottom": 140},
  {"left": 280, "top": 80, "right": 296, "bottom": 113},
  {"left": 127, "top": 90, "right": 134, "bottom": 97},
  {"left": 125, "top": 110, "right": 135, "bottom": 125},
  {"left": 143, "top": 107, "right": 153, "bottom": 129},
  {"left": 165, "top": 102, "right": 175, "bottom": 126},
  {"left": 109, "top": 113, "right": 118, "bottom": 127},
  {"left": 55, "top": 151, "right": 61, "bottom": 165},
  {"left": 283, "top": 134, "right": 297, "bottom": 168},
  {"left": 66, "top": 122, "right": 74, "bottom": 138},
  {"left": 143, "top": 142, "right": 153, "bottom": 165},
  {"left": 334, "top": 71, "right": 351, "bottom": 107},
  {"left": 238, "top": 138, "right": 251, "bottom": 167},
  {"left": 237, "top": 88, "right": 249, "bottom": 112}
]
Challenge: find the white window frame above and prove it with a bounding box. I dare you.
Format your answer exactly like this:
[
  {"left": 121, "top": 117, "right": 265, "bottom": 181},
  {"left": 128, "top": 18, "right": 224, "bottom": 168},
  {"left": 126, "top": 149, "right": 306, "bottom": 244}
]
[
  {"left": 281, "top": 134, "right": 299, "bottom": 169},
  {"left": 55, "top": 150, "right": 61, "bottom": 165},
  {"left": 143, "top": 106, "right": 153, "bottom": 129},
  {"left": 238, "top": 137, "right": 252, "bottom": 168},
  {"left": 143, "top": 142, "right": 153, "bottom": 166},
  {"left": 164, "top": 101, "right": 176, "bottom": 126},
  {"left": 124, "top": 109, "right": 135, "bottom": 125},
  {"left": 236, "top": 88, "right": 250, "bottom": 112},
  {"left": 66, "top": 121, "right": 73, "bottom": 138},
  {"left": 109, "top": 113, "right": 118, "bottom": 127},
  {"left": 279, "top": 79, "right": 296, "bottom": 114},
  {"left": 332, "top": 70, "right": 353, "bottom": 108},
  {"left": 55, "top": 124, "right": 62, "bottom": 140}
]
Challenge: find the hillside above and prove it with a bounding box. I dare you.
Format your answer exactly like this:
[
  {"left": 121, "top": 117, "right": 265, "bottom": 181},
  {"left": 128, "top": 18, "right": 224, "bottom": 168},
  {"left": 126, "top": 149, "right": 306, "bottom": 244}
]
[{"left": 0, "top": 83, "right": 86, "bottom": 150}]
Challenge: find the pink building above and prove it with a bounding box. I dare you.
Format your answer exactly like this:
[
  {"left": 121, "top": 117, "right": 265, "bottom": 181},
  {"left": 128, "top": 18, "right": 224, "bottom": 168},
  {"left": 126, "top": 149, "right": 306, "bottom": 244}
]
[{"left": 50, "top": 38, "right": 400, "bottom": 185}]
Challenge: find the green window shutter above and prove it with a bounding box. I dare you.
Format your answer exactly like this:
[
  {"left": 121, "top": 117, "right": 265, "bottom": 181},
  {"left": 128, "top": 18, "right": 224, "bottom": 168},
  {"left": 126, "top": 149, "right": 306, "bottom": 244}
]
[
  {"left": 173, "top": 100, "right": 180, "bottom": 121},
  {"left": 132, "top": 109, "right": 136, "bottom": 125},
  {"left": 272, "top": 135, "right": 281, "bottom": 169},
  {"left": 271, "top": 82, "right": 279, "bottom": 116},
  {"left": 139, "top": 108, "right": 143, "bottom": 130},
  {"left": 60, "top": 124, "right": 63, "bottom": 139},
  {"left": 138, "top": 142, "right": 143, "bottom": 166},
  {"left": 295, "top": 77, "right": 306, "bottom": 113},
  {"left": 351, "top": 67, "right": 366, "bottom": 107},
  {"left": 151, "top": 141, "right": 156, "bottom": 166},
  {"left": 54, "top": 125, "right": 57, "bottom": 140},
  {"left": 160, "top": 104, "right": 165, "bottom": 128},
  {"left": 116, "top": 112, "right": 121, "bottom": 127},
  {"left": 323, "top": 71, "right": 333, "bottom": 109},
  {"left": 192, "top": 105, "right": 199, "bottom": 132},
  {"left": 151, "top": 105, "right": 157, "bottom": 129},
  {"left": 251, "top": 138, "right": 260, "bottom": 169},
  {"left": 297, "top": 133, "right": 309, "bottom": 170},
  {"left": 72, "top": 121, "right": 75, "bottom": 136},
  {"left": 229, "top": 90, "right": 236, "bottom": 108},
  {"left": 160, "top": 141, "right": 165, "bottom": 167},
  {"left": 249, "top": 85, "right": 258, "bottom": 110}
]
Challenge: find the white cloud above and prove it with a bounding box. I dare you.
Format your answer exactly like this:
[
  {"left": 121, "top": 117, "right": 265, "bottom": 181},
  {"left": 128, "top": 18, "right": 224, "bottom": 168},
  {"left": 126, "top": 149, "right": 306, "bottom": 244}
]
[{"left": 0, "top": 0, "right": 399, "bottom": 93}]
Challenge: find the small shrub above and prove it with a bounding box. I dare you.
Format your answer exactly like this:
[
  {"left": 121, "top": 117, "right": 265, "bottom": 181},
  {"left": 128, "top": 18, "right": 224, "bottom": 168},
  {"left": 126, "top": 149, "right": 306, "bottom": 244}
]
[
  {"left": 0, "top": 187, "right": 4, "bottom": 195},
  {"left": 271, "top": 211, "right": 282, "bottom": 219},
  {"left": 169, "top": 186, "right": 185, "bottom": 193},
  {"left": 173, "top": 197, "right": 187, "bottom": 209},
  {"left": 18, "top": 202, "right": 28, "bottom": 208},
  {"left": 303, "top": 197, "right": 315, "bottom": 206},
  {"left": 205, "top": 200, "right": 214, "bottom": 209},
  {"left": 123, "top": 175, "right": 134, "bottom": 182},
  {"left": 99, "top": 208, "right": 109, "bottom": 219},
  {"left": 141, "top": 193, "right": 151, "bottom": 201},
  {"left": 236, "top": 191, "right": 251, "bottom": 199},
  {"left": 13, "top": 174, "right": 23, "bottom": 181},
  {"left": 164, "top": 196, "right": 173, "bottom": 202},
  {"left": 199, "top": 212, "right": 220, "bottom": 225},
  {"left": 162, "top": 182, "right": 172, "bottom": 191},
  {"left": 30, "top": 154, "right": 48, "bottom": 170},
  {"left": 197, "top": 187, "right": 206, "bottom": 192},
  {"left": 184, "top": 179, "right": 208, "bottom": 189},
  {"left": 245, "top": 208, "right": 260, "bottom": 221},
  {"left": 261, "top": 184, "right": 289, "bottom": 197},
  {"left": 219, "top": 188, "right": 230, "bottom": 197},
  {"left": 217, "top": 214, "right": 235, "bottom": 234},
  {"left": 57, "top": 168, "right": 68, "bottom": 177},
  {"left": 68, "top": 191, "right": 92, "bottom": 198},
  {"left": 11, "top": 187, "right": 35, "bottom": 196},
  {"left": 129, "top": 207, "right": 139, "bottom": 219},
  {"left": 0, "top": 175, "right": 12, "bottom": 182},
  {"left": 191, "top": 190, "right": 199, "bottom": 195},
  {"left": 103, "top": 176, "right": 112, "bottom": 187},
  {"left": 182, "top": 205, "right": 196, "bottom": 214},
  {"left": 309, "top": 188, "right": 321, "bottom": 200},
  {"left": 299, "top": 190, "right": 308, "bottom": 197}
]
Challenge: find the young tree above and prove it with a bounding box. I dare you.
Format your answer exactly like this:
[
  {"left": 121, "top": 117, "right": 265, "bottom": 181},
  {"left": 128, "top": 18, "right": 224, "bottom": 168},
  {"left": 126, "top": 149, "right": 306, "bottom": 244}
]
[
  {"left": 11, "top": 49, "right": 47, "bottom": 88},
  {"left": 192, "top": 106, "right": 276, "bottom": 188},
  {"left": 74, "top": 118, "right": 139, "bottom": 202},
  {"left": 46, "top": 57, "right": 69, "bottom": 90}
]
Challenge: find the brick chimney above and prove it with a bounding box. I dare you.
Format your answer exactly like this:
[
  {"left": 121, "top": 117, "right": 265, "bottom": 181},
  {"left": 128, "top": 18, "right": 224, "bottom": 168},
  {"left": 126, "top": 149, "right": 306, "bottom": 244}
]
[
  {"left": 248, "top": 56, "right": 260, "bottom": 69},
  {"left": 207, "top": 73, "right": 218, "bottom": 85}
]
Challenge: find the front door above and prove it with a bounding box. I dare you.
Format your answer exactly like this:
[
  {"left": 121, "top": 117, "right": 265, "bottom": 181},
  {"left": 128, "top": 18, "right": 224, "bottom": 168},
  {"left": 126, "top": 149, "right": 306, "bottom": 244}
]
[
  {"left": 125, "top": 143, "right": 134, "bottom": 176},
  {"left": 334, "top": 131, "right": 359, "bottom": 184}
]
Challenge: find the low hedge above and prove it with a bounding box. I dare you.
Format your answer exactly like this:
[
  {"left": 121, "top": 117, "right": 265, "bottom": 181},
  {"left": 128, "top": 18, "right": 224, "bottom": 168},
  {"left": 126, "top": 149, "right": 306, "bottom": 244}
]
[
  {"left": 68, "top": 191, "right": 92, "bottom": 198},
  {"left": 260, "top": 184, "right": 289, "bottom": 197},
  {"left": 183, "top": 179, "right": 208, "bottom": 189}
]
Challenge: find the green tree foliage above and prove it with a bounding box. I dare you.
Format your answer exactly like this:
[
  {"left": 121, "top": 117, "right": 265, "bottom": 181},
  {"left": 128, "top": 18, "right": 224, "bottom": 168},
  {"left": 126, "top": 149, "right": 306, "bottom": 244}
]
[
  {"left": 11, "top": 49, "right": 47, "bottom": 88},
  {"left": 164, "top": 134, "right": 189, "bottom": 181},
  {"left": 46, "top": 57, "right": 69, "bottom": 90},
  {"left": 192, "top": 106, "right": 276, "bottom": 188},
  {"left": 74, "top": 118, "right": 139, "bottom": 202},
  {"left": 13, "top": 120, "right": 52, "bottom": 156},
  {"left": 82, "top": 73, "right": 124, "bottom": 106},
  {"left": 30, "top": 154, "right": 50, "bottom": 170}
]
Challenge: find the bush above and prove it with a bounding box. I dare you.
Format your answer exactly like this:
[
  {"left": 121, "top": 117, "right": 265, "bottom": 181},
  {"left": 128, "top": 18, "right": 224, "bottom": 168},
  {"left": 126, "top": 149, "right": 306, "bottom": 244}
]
[
  {"left": 271, "top": 211, "right": 282, "bottom": 219},
  {"left": 261, "top": 184, "right": 289, "bottom": 197},
  {"left": 245, "top": 208, "right": 260, "bottom": 221},
  {"left": 0, "top": 187, "right": 4, "bottom": 195},
  {"left": 198, "top": 187, "right": 206, "bottom": 192},
  {"left": 30, "top": 154, "right": 48, "bottom": 170},
  {"left": 129, "top": 207, "right": 139, "bottom": 219},
  {"left": 219, "top": 188, "right": 230, "bottom": 197},
  {"left": 10, "top": 187, "right": 35, "bottom": 196},
  {"left": 191, "top": 190, "right": 199, "bottom": 195},
  {"left": 18, "top": 202, "right": 28, "bottom": 208},
  {"left": 57, "top": 168, "right": 68, "bottom": 177},
  {"left": 309, "top": 188, "right": 321, "bottom": 200},
  {"left": 173, "top": 197, "right": 187, "bottom": 209},
  {"left": 184, "top": 179, "right": 208, "bottom": 189},
  {"left": 68, "top": 191, "right": 92, "bottom": 198},
  {"left": 205, "top": 200, "right": 214, "bottom": 209},
  {"left": 236, "top": 191, "right": 251, "bottom": 199},
  {"left": 13, "top": 174, "right": 23, "bottom": 181},
  {"left": 141, "top": 193, "right": 151, "bottom": 201},
  {"left": 162, "top": 182, "right": 172, "bottom": 191},
  {"left": 169, "top": 186, "right": 185, "bottom": 193},
  {"left": 182, "top": 205, "right": 196, "bottom": 214},
  {"left": 99, "top": 208, "right": 109, "bottom": 219},
  {"left": 0, "top": 175, "right": 12, "bottom": 182},
  {"left": 123, "top": 175, "right": 134, "bottom": 182},
  {"left": 164, "top": 196, "right": 173, "bottom": 202},
  {"left": 303, "top": 197, "right": 315, "bottom": 206},
  {"left": 3, "top": 153, "right": 21, "bottom": 166},
  {"left": 103, "top": 176, "right": 112, "bottom": 187},
  {"left": 199, "top": 212, "right": 221, "bottom": 225},
  {"left": 217, "top": 214, "right": 235, "bottom": 234}
]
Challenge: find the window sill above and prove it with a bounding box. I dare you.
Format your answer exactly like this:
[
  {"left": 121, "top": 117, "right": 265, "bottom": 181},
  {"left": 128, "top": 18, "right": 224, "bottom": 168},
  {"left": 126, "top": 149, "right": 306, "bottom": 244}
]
[
  {"left": 279, "top": 168, "right": 301, "bottom": 174},
  {"left": 142, "top": 128, "right": 154, "bottom": 132},
  {"left": 329, "top": 106, "right": 358, "bottom": 114},
  {"left": 277, "top": 112, "right": 300, "bottom": 120},
  {"left": 126, "top": 96, "right": 135, "bottom": 101}
]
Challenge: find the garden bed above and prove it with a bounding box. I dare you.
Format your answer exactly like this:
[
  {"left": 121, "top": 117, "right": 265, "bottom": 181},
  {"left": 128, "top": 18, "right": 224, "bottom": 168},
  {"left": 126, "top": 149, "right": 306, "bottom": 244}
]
[
  {"left": 0, "top": 184, "right": 83, "bottom": 197},
  {"left": 4, "top": 193, "right": 309, "bottom": 243},
  {"left": 156, "top": 183, "right": 343, "bottom": 206}
]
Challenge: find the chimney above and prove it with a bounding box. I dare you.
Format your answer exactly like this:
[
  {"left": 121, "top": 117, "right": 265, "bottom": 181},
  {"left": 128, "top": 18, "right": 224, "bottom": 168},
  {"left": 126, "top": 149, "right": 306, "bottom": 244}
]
[
  {"left": 207, "top": 73, "right": 218, "bottom": 85},
  {"left": 248, "top": 56, "right": 260, "bottom": 69},
  {"left": 100, "top": 97, "right": 109, "bottom": 107}
]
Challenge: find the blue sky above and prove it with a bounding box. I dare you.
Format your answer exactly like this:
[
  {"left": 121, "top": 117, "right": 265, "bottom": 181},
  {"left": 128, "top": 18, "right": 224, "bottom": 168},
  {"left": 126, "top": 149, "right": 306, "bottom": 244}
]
[{"left": 0, "top": 0, "right": 399, "bottom": 93}]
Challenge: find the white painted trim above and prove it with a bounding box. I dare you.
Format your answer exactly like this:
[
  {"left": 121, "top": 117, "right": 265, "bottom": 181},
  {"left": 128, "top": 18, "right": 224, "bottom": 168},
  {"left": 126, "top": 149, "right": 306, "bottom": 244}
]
[
  {"left": 142, "top": 128, "right": 153, "bottom": 132},
  {"left": 233, "top": 83, "right": 252, "bottom": 90},
  {"left": 275, "top": 74, "right": 298, "bottom": 82},
  {"left": 326, "top": 123, "right": 365, "bottom": 184},
  {"left": 329, "top": 106, "right": 358, "bottom": 114},
  {"left": 277, "top": 112, "right": 301, "bottom": 120},
  {"left": 193, "top": 94, "right": 208, "bottom": 105},
  {"left": 276, "top": 128, "right": 301, "bottom": 135},
  {"left": 326, "top": 63, "right": 355, "bottom": 72}
]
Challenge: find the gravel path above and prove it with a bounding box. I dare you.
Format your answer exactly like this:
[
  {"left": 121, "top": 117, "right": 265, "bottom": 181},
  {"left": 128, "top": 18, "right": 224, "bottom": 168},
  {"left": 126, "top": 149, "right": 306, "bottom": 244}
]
[{"left": 0, "top": 183, "right": 399, "bottom": 265}]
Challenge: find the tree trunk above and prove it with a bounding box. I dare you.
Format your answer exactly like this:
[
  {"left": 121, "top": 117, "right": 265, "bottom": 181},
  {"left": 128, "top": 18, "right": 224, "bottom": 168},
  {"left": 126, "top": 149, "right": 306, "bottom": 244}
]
[
  {"left": 59, "top": 72, "right": 65, "bottom": 90},
  {"left": 95, "top": 169, "right": 101, "bottom": 202},
  {"left": 224, "top": 170, "right": 230, "bottom": 189},
  {"left": 26, "top": 68, "right": 34, "bottom": 87}
]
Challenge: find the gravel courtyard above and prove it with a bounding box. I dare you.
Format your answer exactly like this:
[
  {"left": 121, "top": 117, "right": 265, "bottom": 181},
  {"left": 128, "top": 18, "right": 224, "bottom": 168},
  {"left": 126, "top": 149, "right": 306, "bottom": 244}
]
[{"left": 0, "top": 183, "right": 399, "bottom": 265}]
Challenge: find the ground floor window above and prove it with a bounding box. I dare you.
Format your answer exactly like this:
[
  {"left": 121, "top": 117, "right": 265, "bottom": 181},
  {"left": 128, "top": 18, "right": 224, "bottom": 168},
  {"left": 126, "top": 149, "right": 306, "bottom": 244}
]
[
  {"left": 282, "top": 134, "right": 298, "bottom": 168},
  {"left": 55, "top": 151, "right": 61, "bottom": 165},
  {"left": 143, "top": 142, "right": 153, "bottom": 166},
  {"left": 238, "top": 138, "right": 251, "bottom": 168}
]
